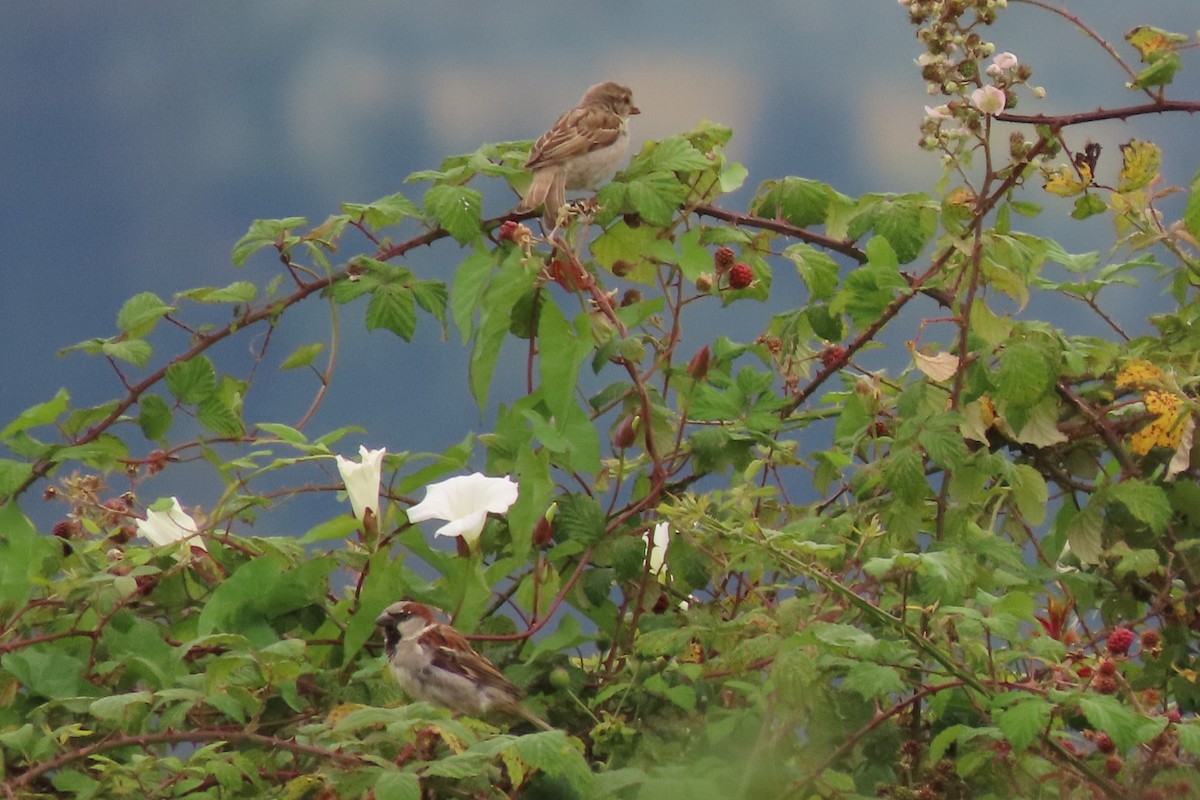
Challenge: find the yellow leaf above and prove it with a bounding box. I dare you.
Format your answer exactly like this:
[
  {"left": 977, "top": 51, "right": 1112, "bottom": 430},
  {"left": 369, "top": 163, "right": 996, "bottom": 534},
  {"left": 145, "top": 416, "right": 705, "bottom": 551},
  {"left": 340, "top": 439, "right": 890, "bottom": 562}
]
[
  {"left": 1043, "top": 165, "right": 1087, "bottom": 197},
  {"left": 1116, "top": 359, "right": 1164, "bottom": 390},
  {"left": 1130, "top": 389, "right": 1187, "bottom": 455},
  {"left": 1126, "top": 26, "right": 1189, "bottom": 62},
  {"left": 1118, "top": 139, "right": 1161, "bottom": 192}
]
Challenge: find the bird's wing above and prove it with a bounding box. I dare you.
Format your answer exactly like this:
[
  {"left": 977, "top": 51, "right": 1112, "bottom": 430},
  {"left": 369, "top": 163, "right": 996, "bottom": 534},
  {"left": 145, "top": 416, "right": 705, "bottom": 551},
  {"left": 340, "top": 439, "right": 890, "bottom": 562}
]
[
  {"left": 428, "top": 626, "right": 522, "bottom": 696},
  {"left": 525, "top": 106, "right": 624, "bottom": 170}
]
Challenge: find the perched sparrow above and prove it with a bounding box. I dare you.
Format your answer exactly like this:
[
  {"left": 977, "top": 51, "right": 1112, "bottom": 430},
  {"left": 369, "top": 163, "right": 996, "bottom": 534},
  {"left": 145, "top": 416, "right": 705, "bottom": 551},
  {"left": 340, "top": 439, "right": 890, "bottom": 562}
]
[
  {"left": 375, "top": 600, "right": 553, "bottom": 731},
  {"left": 517, "top": 81, "right": 640, "bottom": 227}
]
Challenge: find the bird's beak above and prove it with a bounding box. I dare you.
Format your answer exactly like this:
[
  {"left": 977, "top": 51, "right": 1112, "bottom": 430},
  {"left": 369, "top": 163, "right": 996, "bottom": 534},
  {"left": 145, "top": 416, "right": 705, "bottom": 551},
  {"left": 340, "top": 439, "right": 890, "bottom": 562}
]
[
  {"left": 374, "top": 611, "right": 392, "bottom": 627},
  {"left": 630, "top": 106, "right": 641, "bottom": 115}
]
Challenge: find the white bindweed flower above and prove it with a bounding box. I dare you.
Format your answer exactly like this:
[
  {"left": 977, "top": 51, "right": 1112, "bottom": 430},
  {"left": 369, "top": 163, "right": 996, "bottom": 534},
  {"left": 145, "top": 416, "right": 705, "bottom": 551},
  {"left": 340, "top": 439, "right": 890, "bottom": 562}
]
[
  {"left": 335, "top": 446, "right": 386, "bottom": 525},
  {"left": 970, "top": 85, "right": 1006, "bottom": 115},
  {"left": 136, "top": 497, "right": 206, "bottom": 551},
  {"left": 406, "top": 472, "right": 518, "bottom": 546},
  {"left": 644, "top": 522, "right": 670, "bottom": 583}
]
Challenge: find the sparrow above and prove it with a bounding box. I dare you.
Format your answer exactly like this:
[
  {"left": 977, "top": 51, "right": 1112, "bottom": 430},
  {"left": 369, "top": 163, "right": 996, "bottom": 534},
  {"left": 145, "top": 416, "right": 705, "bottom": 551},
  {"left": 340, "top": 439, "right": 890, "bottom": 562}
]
[
  {"left": 375, "top": 600, "right": 553, "bottom": 731},
  {"left": 516, "top": 81, "right": 640, "bottom": 227}
]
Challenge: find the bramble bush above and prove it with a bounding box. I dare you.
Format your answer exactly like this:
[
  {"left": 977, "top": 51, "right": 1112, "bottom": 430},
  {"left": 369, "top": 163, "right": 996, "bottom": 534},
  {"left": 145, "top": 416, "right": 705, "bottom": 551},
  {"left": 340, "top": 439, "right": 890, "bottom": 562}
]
[{"left": 3, "top": 2, "right": 1200, "bottom": 798}]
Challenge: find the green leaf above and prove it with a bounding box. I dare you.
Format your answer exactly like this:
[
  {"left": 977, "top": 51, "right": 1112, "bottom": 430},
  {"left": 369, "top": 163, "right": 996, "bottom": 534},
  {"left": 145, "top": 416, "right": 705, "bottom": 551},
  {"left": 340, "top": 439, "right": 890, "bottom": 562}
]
[
  {"left": 512, "top": 730, "right": 595, "bottom": 794},
  {"left": 180, "top": 280, "right": 259, "bottom": 304},
  {"left": 450, "top": 249, "right": 498, "bottom": 344},
  {"left": 1178, "top": 722, "right": 1200, "bottom": 757},
  {"left": 0, "top": 460, "right": 34, "bottom": 498},
  {"left": 1070, "top": 193, "right": 1107, "bottom": 220},
  {"left": 343, "top": 191, "right": 423, "bottom": 229},
  {"left": 1110, "top": 479, "right": 1171, "bottom": 534},
  {"left": 89, "top": 691, "right": 153, "bottom": 722},
  {"left": 423, "top": 184, "right": 482, "bottom": 244},
  {"left": 470, "top": 261, "right": 535, "bottom": 407},
  {"left": 1064, "top": 500, "right": 1103, "bottom": 564},
  {"left": 783, "top": 243, "right": 840, "bottom": 300},
  {"left": 0, "top": 502, "right": 58, "bottom": 606},
  {"left": 138, "top": 394, "right": 173, "bottom": 441},
  {"left": 102, "top": 338, "right": 153, "bottom": 367},
  {"left": 117, "top": 292, "right": 173, "bottom": 337},
  {"left": 166, "top": 355, "right": 217, "bottom": 403},
  {"left": 642, "top": 135, "right": 712, "bottom": 173},
  {"left": 995, "top": 696, "right": 1052, "bottom": 752},
  {"left": 231, "top": 217, "right": 307, "bottom": 266},
  {"left": 555, "top": 493, "right": 607, "bottom": 545},
  {"left": 750, "top": 177, "right": 830, "bottom": 227},
  {"left": 1, "top": 389, "right": 69, "bottom": 438},
  {"left": 197, "top": 375, "right": 246, "bottom": 437},
  {"left": 1076, "top": 694, "right": 1151, "bottom": 751},
  {"left": 1184, "top": 168, "right": 1200, "bottom": 245},
  {"left": 279, "top": 342, "right": 325, "bottom": 370},
  {"left": 197, "top": 553, "right": 334, "bottom": 648},
  {"left": 917, "top": 414, "right": 969, "bottom": 469},
  {"left": 881, "top": 445, "right": 927, "bottom": 504},
  {"left": 373, "top": 771, "right": 421, "bottom": 800},
  {"left": 300, "top": 515, "right": 361, "bottom": 543},
  {"left": 843, "top": 662, "right": 904, "bottom": 700},
  {"left": 537, "top": 304, "right": 591, "bottom": 419},
  {"left": 623, "top": 172, "right": 685, "bottom": 226},
  {"left": 366, "top": 283, "right": 418, "bottom": 340},
  {"left": 994, "top": 339, "right": 1054, "bottom": 408}
]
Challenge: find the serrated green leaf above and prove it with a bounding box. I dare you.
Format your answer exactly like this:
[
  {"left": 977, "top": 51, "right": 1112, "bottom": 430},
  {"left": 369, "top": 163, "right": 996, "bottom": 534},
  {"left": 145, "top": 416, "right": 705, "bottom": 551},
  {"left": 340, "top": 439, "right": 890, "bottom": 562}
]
[
  {"left": 197, "top": 376, "right": 245, "bottom": 437},
  {"left": 555, "top": 493, "right": 607, "bottom": 546},
  {"left": 89, "top": 691, "right": 153, "bottom": 721},
  {"left": 166, "top": 356, "right": 217, "bottom": 403},
  {"left": 373, "top": 771, "right": 421, "bottom": 800},
  {"left": 366, "top": 284, "right": 417, "bottom": 340},
  {"left": 470, "top": 261, "right": 535, "bottom": 407},
  {"left": 750, "top": 177, "right": 830, "bottom": 227},
  {"left": 783, "top": 243, "right": 840, "bottom": 300},
  {"left": 0, "top": 460, "right": 34, "bottom": 497},
  {"left": 881, "top": 445, "right": 927, "bottom": 504},
  {"left": 1076, "top": 694, "right": 1151, "bottom": 751},
  {"left": 138, "top": 394, "right": 172, "bottom": 441},
  {"left": 181, "top": 281, "right": 258, "bottom": 304},
  {"left": 423, "top": 184, "right": 482, "bottom": 244},
  {"left": 996, "top": 697, "right": 1052, "bottom": 752},
  {"left": 843, "top": 662, "right": 905, "bottom": 700},
  {"left": 117, "top": 292, "right": 173, "bottom": 337},
  {"left": 995, "top": 339, "right": 1054, "bottom": 408},
  {"left": 343, "top": 191, "right": 423, "bottom": 229},
  {"left": 1110, "top": 479, "right": 1171, "bottom": 534},
  {"left": 231, "top": 217, "right": 307, "bottom": 266},
  {"left": 623, "top": 172, "right": 684, "bottom": 226},
  {"left": 1184, "top": 168, "right": 1200, "bottom": 242},
  {"left": 102, "top": 338, "right": 153, "bottom": 367},
  {"left": 513, "top": 731, "right": 594, "bottom": 793}
]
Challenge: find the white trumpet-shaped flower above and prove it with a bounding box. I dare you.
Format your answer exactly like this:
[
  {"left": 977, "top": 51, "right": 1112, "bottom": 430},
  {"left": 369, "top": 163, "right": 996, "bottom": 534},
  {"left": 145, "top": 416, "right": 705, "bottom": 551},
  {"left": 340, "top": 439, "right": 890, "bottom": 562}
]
[
  {"left": 335, "top": 446, "right": 386, "bottom": 525},
  {"left": 405, "top": 472, "right": 518, "bottom": 546},
  {"left": 644, "top": 522, "right": 670, "bottom": 583},
  {"left": 136, "top": 497, "right": 207, "bottom": 551}
]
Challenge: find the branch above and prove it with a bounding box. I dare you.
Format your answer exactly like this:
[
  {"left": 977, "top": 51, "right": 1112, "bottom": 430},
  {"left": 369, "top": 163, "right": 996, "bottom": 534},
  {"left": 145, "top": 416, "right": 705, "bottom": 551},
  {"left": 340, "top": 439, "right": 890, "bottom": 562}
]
[{"left": 995, "top": 98, "right": 1200, "bottom": 127}]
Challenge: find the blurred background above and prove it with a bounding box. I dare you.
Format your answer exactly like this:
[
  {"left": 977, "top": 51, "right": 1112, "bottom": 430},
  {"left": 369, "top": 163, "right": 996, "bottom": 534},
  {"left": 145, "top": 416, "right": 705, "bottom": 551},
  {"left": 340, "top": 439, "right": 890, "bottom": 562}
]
[{"left": 2, "top": 1, "right": 1197, "bottom": 534}]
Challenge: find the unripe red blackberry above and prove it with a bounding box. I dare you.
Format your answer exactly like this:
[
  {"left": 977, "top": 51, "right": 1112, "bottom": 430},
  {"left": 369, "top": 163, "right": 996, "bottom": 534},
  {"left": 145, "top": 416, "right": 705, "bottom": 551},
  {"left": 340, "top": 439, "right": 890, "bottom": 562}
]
[
  {"left": 1095, "top": 733, "right": 1115, "bottom": 754},
  {"left": 1103, "top": 755, "right": 1123, "bottom": 777},
  {"left": 713, "top": 246, "right": 736, "bottom": 274},
  {"left": 497, "top": 219, "right": 521, "bottom": 242},
  {"left": 1093, "top": 674, "right": 1119, "bottom": 695},
  {"left": 728, "top": 263, "right": 753, "bottom": 290},
  {"left": 1097, "top": 658, "right": 1117, "bottom": 676},
  {"left": 1107, "top": 627, "right": 1135, "bottom": 656},
  {"left": 1139, "top": 628, "right": 1161, "bottom": 651}
]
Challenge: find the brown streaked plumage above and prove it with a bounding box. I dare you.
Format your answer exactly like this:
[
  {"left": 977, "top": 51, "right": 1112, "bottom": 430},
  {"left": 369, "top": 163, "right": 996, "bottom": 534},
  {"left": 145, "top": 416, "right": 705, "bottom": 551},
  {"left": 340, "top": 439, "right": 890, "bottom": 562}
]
[
  {"left": 375, "top": 600, "right": 553, "bottom": 730},
  {"left": 517, "top": 82, "right": 640, "bottom": 228}
]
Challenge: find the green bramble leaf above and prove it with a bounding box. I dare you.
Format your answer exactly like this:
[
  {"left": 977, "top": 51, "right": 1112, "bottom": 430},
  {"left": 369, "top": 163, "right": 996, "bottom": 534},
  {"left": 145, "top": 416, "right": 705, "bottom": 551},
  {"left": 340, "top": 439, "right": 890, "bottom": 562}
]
[
  {"left": 343, "top": 191, "right": 423, "bottom": 229},
  {"left": 881, "top": 445, "right": 927, "bottom": 504},
  {"left": 1184, "top": 167, "right": 1200, "bottom": 242},
  {"left": 366, "top": 283, "right": 417, "bottom": 340},
  {"left": 166, "top": 355, "right": 217, "bottom": 403},
  {"left": 0, "top": 460, "right": 34, "bottom": 498},
  {"left": 373, "top": 771, "right": 421, "bottom": 800},
  {"left": 423, "top": 184, "right": 482, "bottom": 245},
  {"left": 554, "top": 493, "right": 607, "bottom": 546},
  {"left": 231, "top": 217, "right": 307, "bottom": 266},
  {"left": 995, "top": 696, "right": 1052, "bottom": 752},
  {"left": 102, "top": 338, "right": 153, "bottom": 368},
  {"left": 1109, "top": 479, "right": 1171, "bottom": 534},
  {"left": 1076, "top": 694, "right": 1153, "bottom": 751},
  {"left": 117, "top": 292, "right": 173, "bottom": 337},
  {"left": 750, "top": 177, "right": 830, "bottom": 228},
  {"left": 279, "top": 342, "right": 325, "bottom": 370},
  {"left": 197, "top": 375, "right": 246, "bottom": 437},
  {"left": 513, "top": 731, "right": 595, "bottom": 795},
  {"left": 179, "top": 281, "right": 258, "bottom": 304},
  {"left": 1, "top": 389, "right": 70, "bottom": 439},
  {"left": 843, "top": 662, "right": 905, "bottom": 700},
  {"left": 138, "top": 394, "right": 172, "bottom": 441}
]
